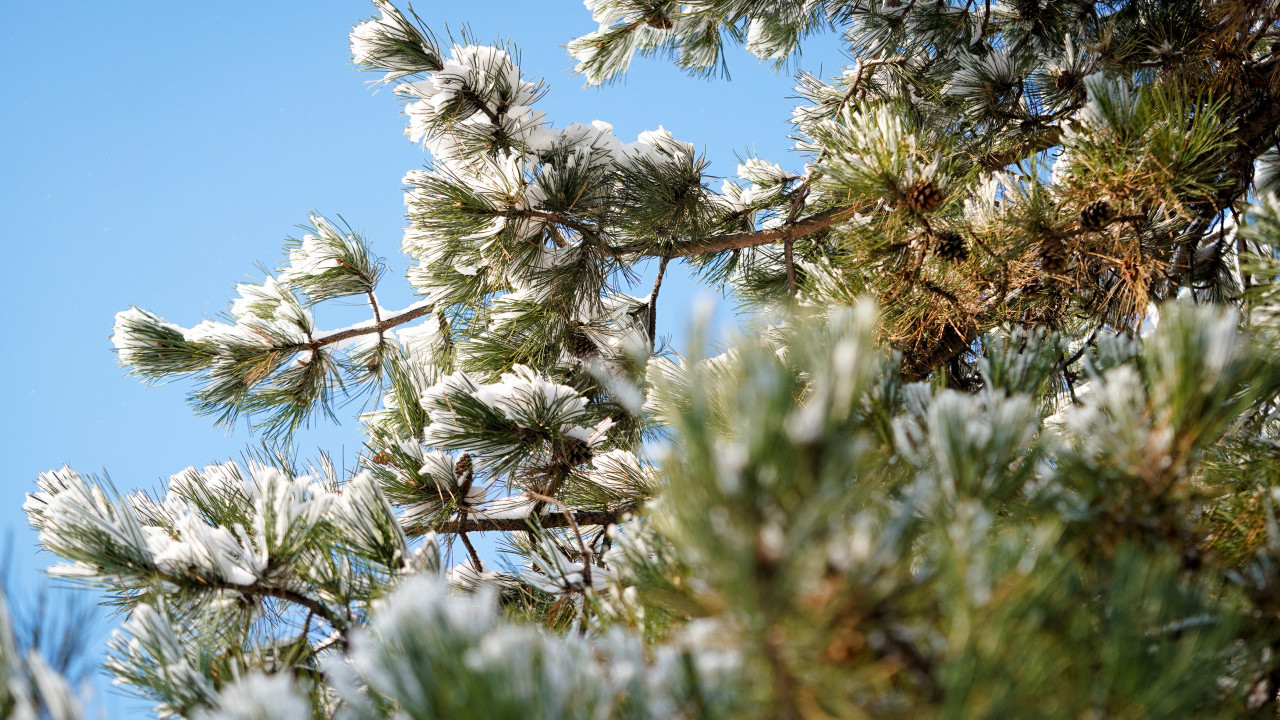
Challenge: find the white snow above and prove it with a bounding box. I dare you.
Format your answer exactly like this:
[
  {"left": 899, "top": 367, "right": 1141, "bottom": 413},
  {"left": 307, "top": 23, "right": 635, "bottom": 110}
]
[
  {"left": 143, "top": 514, "right": 261, "bottom": 586},
  {"left": 350, "top": 0, "right": 429, "bottom": 82},
  {"left": 198, "top": 672, "right": 310, "bottom": 720},
  {"left": 110, "top": 307, "right": 182, "bottom": 363}
]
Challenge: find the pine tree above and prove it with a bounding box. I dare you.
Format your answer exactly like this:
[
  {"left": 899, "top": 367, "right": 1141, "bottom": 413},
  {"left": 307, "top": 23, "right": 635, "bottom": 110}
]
[
  {"left": 27, "top": 1, "right": 1280, "bottom": 717},
  {"left": 0, "top": 582, "right": 93, "bottom": 720}
]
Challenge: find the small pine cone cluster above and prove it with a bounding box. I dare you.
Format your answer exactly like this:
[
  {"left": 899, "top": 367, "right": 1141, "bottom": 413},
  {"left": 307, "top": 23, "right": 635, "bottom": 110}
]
[
  {"left": 902, "top": 181, "right": 945, "bottom": 214},
  {"left": 1079, "top": 199, "right": 1114, "bottom": 231},
  {"left": 933, "top": 230, "right": 969, "bottom": 263},
  {"left": 1039, "top": 235, "right": 1069, "bottom": 274},
  {"left": 1054, "top": 69, "right": 1075, "bottom": 91}
]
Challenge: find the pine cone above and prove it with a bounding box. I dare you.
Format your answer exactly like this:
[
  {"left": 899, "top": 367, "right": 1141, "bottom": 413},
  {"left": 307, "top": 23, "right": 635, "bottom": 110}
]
[
  {"left": 1079, "top": 199, "right": 1114, "bottom": 231},
  {"left": 1054, "top": 70, "right": 1074, "bottom": 92},
  {"left": 1014, "top": 0, "right": 1040, "bottom": 21},
  {"left": 902, "top": 181, "right": 944, "bottom": 214},
  {"left": 454, "top": 452, "right": 473, "bottom": 482},
  {"left": 933, "top": 230, "right": 969, "bottom": 263},
  {"left": 560, "top": 436, "right": 594, "bottom": 467},
  {"left": 568, "top": 324, "right": 598, "bottom": 359},
  {"left": 1039, "top": 235, "right": 1069, "bottom": 274},
  {"left": 644, "top": 11, "right": 673, "bottom": 29}
]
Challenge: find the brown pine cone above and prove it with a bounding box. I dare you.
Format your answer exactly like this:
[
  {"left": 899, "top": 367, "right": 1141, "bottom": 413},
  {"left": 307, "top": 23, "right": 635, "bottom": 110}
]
[
  {"left": 1039, "top": 235, "right": 1069, "bottom": 274},
  {"left": 902, "top": 181, "right": 945, "bottom": 214},
  {"left": 1079, "top": 199, "right": 1114, "bottom": 231},
  {"left": 933, "top": 230, "right": 969, "bottom": 262},
  {"left": 1014, "top": 0, "right": 1040, "bottom": 21},
  {"left": 559, "top": 436, "right": 594, "bottom": 467},
  {"left": 644, "top": 11, "right": 673, "bottom": 29},
  {"left": 568, "top": 324, "right": 598, "bottom": 359},
  {"left": 454, "top": 452, "right": 473, "bottom": 482}
]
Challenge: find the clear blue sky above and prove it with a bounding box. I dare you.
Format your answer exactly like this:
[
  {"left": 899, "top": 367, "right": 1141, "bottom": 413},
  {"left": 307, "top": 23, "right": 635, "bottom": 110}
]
[{"left": 2, "top": 2, "right": 841, "bottom": 715}]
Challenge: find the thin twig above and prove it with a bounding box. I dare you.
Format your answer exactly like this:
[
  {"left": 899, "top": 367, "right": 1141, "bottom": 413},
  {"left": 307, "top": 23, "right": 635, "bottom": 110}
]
[
  {"left": 526, "top": 491, "right": 592, "bottom": 588},
  {"left": 648, "top": 256, "right": 671, "bottom": 343},
  {"left": 1236, "top": 206, "right": 1252, "bottom": 294},
  {"left": 459, "top": 533, "right": 484, "bottom": 573},
  {"left": 519, "top": 208, "right": 601, "bottom": 244},
  {"left": 1063, "top": 324, "right": 1101, "bottom": 368},
  {"left": 784, "top": 238, "right": 797, "bottom": 297},
  {"left": 920, "top": 278, "right": 960, "bottom": 306},
  {"left": 201, "top": 578, "right": 349, "bottom": 638},
  {"left": 312, "top": 631, "right": 345, "bottom": 655},
  {"left": 458, "top": 88, "right": 502, "bottom": 125},
  {"left": 366, "top": 290, "right": 385, "bottom": 358},
  {"left": 763, "top": 625, "right": 802, "bottom": 720}
]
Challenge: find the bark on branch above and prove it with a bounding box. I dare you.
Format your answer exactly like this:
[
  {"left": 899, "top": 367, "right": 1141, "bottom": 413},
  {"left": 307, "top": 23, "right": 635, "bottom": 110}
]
[
  {"left": 649, "top": 205, "right": 859, "bottom": 258},
  {"left": 433, "top": 508, "right": 624, "bottom": 534},
  {"left": 614, "top": 131, "right": 1062, "bottom": 262},
  {"left": 287, "top": 121, "right": 1064, "bottom": 384},
  {"left": 899, "top": 323, "right": 981, "bottom": 383},
  {"left": 974, "top": 126, "right": 1063, "bottom": 172},
  {"left": 307, "top": 302, "right": 435, "bottom": 350},
  {"left": 201, "top": 577, "right": 349, "bottom": 634}
]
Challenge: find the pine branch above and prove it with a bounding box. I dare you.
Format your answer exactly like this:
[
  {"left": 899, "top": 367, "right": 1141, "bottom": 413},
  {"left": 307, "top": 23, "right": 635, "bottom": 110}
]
[
  {"left": 602, "top": 124, "right": 1061, "bottom": 263},
  {"left": 459, "top": 533, "right": 484, "bottom": 572},
  {"left": 648, "top": 256, "right": 671, "bottom": 343},
  {"left": 899, "top": 322, "right": 980, "bottom": 382},
  {"left": 527, "top": 491, "right": 592, "bottom": 587},
  {"left": 454, "top": 456, "right": 483, "bottom": 572},
  {"left": 519, "top": 208, "right": 601, "bottom": 244},
  {"left": 622, "top": 205, "right": 858, "bottom": 258},
  {"left": 366, "top": 290, "right": 384, "bottom": 326},
  {"left": 458, "top": 87, "right": 502, "bottom": 126},
  {"left": 1213, "top": 57, "right": 1280, "bottom": 209},
  {"left": 974, "top": 126, "right": 1063, "bottom": 172},
  {"left": 763, "top": 625, "right": 802, "bottom": 720},
  {"left": 426, "top": 508, "right": 625, "bottom": 534},
  {"left": 784, "top": 238, "right": 797, "bottom": 297},
  {"left": 529, "top": 464, "right": 571, "bottom": 528},
  {"left": 305, "top": 301, "right": 434, "bottom": 351},
  {"left": 202, "top": 578, "right": 350, "bottom": 637},
  {"left": 366, "top": 289, "right": 385, "bottom": 353}
]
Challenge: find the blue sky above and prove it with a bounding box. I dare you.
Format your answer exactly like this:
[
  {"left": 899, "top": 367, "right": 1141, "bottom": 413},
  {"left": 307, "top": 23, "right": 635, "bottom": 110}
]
[{"left": 2, "top": 2, "right": 842, "bottom": 715}]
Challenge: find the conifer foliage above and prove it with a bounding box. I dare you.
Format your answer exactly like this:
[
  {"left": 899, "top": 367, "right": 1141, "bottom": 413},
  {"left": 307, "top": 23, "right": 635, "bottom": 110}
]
[{"left": 19, "top": 0, "right": 1280, "bottom": 717}]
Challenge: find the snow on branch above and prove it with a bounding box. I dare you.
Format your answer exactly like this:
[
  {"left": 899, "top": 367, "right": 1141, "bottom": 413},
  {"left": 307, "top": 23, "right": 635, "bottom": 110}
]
[{"left": 350, "top": 0, "right": 443, "bottom": 81}]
